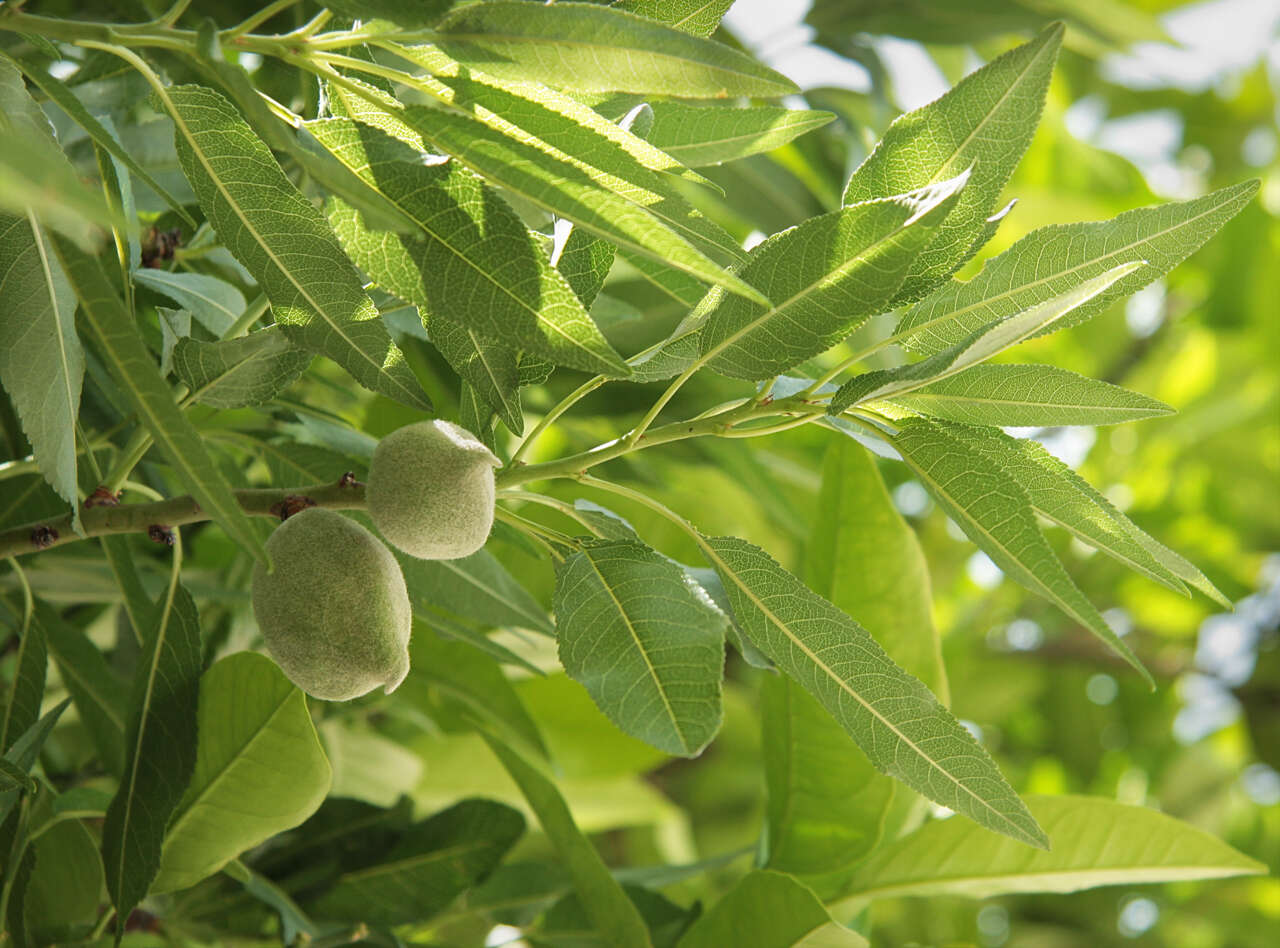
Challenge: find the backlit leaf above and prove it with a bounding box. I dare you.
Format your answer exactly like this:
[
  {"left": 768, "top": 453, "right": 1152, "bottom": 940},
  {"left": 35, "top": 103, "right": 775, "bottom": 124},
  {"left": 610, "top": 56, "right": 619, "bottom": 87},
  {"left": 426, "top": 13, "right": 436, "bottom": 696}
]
[
  {"left": 484, "top": 734, "right": 654, "bottom": 948},
  {"left": 830, "top": 262, "right": 1142, "bottom": 411},
  {"left": 614, "top": 0, "right": 733, "bottom": 37},
  {"left": 889, "top": 364, "right": 1173, "bottom": 426},
  {"left": 0, "top": 206, "right": 83, "bottom": 525},
  {"left": 843, "top": 24, "right": 1063, "bottom": 301},
  {"left": 835, "top": 795, "right": 1265, "bottom": 908},
  {"left": 763, "top": 440, "right": 946, "bottom": 882},
  {"left": 897, "top": 181, "right": 1260, "bottom": 354},
  {"left": 645, "top": 102, "right": 835, "bottom": 167},
  {"left": 310, "top": 116, "right": 627, "bottom": 376},
  {"left": 162, "top": 84, "right": 430, "bottom": 409},
  {"left": 678, "top": 870, "right": 868, "bottom": 948},
  {"left": 694, "top": 173, "right": 969, "bottom": 379},
  {"left": 889, "top": 417, "right": 1151, "bottom": 682},
  {"left": 434, "top": 1, "right": 797, "bottom": 98}
]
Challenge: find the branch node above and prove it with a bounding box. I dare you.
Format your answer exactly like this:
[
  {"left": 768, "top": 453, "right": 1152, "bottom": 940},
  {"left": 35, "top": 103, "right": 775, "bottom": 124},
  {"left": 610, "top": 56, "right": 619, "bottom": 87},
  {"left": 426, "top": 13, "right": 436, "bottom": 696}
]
[
  {"left": 84, "top": 486, "right": 121, "bottom": 508},
  {"left": 30, "top": 526, "right": 58, "bottom": 550},
  {"left": 148, "top": 525, "right": 176, "bottom": 546},
  {"left": 270, "top": 495, "right": 316, "bottom": 521}
]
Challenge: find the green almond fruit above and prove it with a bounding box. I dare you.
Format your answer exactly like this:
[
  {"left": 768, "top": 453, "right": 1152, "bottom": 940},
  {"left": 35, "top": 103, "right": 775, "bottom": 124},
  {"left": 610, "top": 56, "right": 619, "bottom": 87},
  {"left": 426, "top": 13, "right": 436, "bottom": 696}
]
[
  {"left": 368, "top": 419, "right": 501, "bottom": 560},
  {"left": 252, "top": 507, "right": 411, "bottom": 701}
]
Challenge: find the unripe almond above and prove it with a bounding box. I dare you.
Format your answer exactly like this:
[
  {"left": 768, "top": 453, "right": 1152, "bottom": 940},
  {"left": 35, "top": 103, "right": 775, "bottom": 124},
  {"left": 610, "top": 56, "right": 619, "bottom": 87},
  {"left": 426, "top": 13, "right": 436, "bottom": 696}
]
[
  {"left": 367, "top": 420, "right": 501, "bottom": 560},
  {"left": 252, "top": 507, "right": 411, "bottom": 701}
]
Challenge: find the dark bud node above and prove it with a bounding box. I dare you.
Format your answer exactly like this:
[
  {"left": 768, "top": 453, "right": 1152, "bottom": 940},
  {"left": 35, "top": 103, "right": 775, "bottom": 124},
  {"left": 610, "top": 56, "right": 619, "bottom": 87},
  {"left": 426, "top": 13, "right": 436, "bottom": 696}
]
[
  {"left": 84, "top": 486, "right": 121, "bottom": 508},
  {"left": 270, "top": 495, "right": 317, "bottom": 521},
  {"left": 30, "top": 525, "right": 58, "bottom": 549}
]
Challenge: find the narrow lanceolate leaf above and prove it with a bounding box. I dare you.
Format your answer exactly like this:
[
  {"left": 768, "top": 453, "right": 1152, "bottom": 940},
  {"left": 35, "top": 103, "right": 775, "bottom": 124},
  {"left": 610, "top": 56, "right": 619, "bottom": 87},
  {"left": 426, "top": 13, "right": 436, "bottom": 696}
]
[
  {"left": 172, "top": 329, "right": 311, "bottom": 410},
  {"left": 194, "top": 50, "right": 420, "bottom": 237},
  {"left": 13, "top": 59, "right": 195, "bottom": 225},
  {"left": 311, "top": 799, "right": 525, "bottom": 926},
  {"left": 829, "top": 262, "right": 1143, "bottom": 412},
  {"left": 393, "top": 45, "right": 718, "bottom": 192},
  {"left": 890, "top": 364, "right": 1173, "bottom": 427},
  {"left": 427, "top": 317, "right": 524, "bottom": 434},
  {"left": 897, "top": 180, "right": 1261, "bottom": 354},
  {"left": 309, "top": 117, "right": 627, "bottom": 376},
  {"left": 0, "top": 59, "right": 119, "bottom": 248},
  {"left": 131, "top": 270, "right": 245, "bottom": 338},
  {"left": 392, "top": 101, "right": 768, "bottom": 306},
  {"left": 763, "top": 440, "right": 947, "bottom": 881},
  {"left": 0, "top": 212, "right": 82, "bottom": 524},
  {"left": 34, "top": 599, "right": 128, "bottom": 776},
  {"left": 101, "top": 584, "right": 202, "bottom": 924},
  {"left": 50, "top": 237, "right": 267, "bottom": 561},
  {"left": 700, "top": 535, "right": 1047, "bottom": 848},
  {"left": 0, "top": 599, "right": 46, "bottom": 753},
  {"left": 695, "top": 173, "right": 969, "bottom": 380},
  {"left": 162, "top": 84, "right": 429, "bottom": 409},
  {"left": 843, "top": 24, "right": 1062, "bottom": 302},
  {"left": 679, "top": 870, "right": 869, "bottom": 948},
  {"left": 951, "top": 424, "right": 1189, "bottom": 595},
  {"left": 434, "top": 1, "right": 797, "bottom": 98},
  {"left": 613, "top": 0, "right": 733, "bottom": 37},
  {"left": 645, "top": 103, "right": 835, "bottom": 167},
  {"left": 483, "top": 735, "right": 654, "bottom": 948},
  {"left": 555, "top": 540, "right": 725, "bottom": 757},
  {"left": 835, "top": 795, "right": 1265, "bottom": 908},
  {"left": 890, "top": 418, "right": 1151, "bottom": 684},
  {"left": 331, "top": 56, "right": 750, "bottom": 277},
  {"left": 153, "top": 653, "right": 331, "bottom": 894}
]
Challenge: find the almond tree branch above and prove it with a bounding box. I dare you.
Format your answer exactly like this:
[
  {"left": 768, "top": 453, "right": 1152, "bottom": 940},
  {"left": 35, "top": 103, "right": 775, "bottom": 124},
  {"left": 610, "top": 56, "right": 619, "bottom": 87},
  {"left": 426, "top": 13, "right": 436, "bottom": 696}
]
[{"left": 0, "top": 479, "right": 365, "bottom": 559}]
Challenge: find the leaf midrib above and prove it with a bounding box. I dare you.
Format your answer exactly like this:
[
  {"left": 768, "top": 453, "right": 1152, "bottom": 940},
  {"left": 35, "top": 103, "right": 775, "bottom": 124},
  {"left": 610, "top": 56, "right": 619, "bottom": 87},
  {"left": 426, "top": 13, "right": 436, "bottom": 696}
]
[
  {"left": 580, "top": 551, "right": 688, "bottom": 752},
  {"left": 893, "top": 390, "right": 1167, "bottom": 417},
  {"left": 162, "top": 686, "right": 297, "bottom": 843},
  {"left": 700, "top": 203, "right": 919, "bottom": 371}
]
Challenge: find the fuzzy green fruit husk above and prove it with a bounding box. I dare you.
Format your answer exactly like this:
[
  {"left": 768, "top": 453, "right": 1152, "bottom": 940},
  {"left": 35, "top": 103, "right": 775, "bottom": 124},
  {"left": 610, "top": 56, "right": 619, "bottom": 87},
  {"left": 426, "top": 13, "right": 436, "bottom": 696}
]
[
  {"left": 368, "top": 419, "right": 501, "bottom": 560},
  {"left": 252, "top": 507, "right": 411, "bottom": 701}
]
